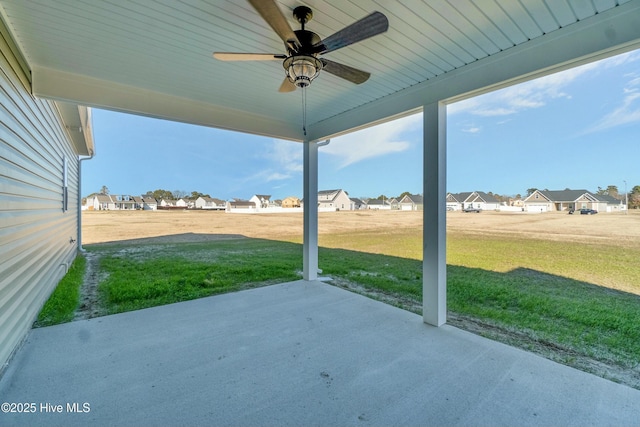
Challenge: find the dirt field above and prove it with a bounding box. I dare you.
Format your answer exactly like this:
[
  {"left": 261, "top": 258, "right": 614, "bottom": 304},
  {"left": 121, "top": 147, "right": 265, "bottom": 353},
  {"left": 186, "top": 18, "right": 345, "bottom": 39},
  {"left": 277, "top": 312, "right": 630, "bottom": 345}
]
[{"left": 82, "top": 209, "right": 640, "bottom": 248}]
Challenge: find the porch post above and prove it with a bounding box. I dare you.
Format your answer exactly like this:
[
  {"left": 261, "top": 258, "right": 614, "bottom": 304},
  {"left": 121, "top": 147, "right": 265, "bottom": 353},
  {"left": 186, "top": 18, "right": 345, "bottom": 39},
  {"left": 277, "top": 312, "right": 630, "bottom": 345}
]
[
  {"left": 423, "top": 102, "right": 447, "bottom": 326},
  {"left": 303, "top": 139, "right": 318, "bottom": 281}
]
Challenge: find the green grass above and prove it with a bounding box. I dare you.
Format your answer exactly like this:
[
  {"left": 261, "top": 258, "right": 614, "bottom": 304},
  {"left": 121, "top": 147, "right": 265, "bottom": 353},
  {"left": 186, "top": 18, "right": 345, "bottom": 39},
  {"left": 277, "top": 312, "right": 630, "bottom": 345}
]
[
  {"left": 447, "top": 233, "right": 640, "bottom": 295},
  {"left": 37, "top": 232, "right": 640, "bottom": 378},
  {"left": 34, "top": 254, "right": 86, "bottom": 327},
  {"left": 317, "top": 244, "right": 640, "bottom": 368},
  {"left": 93, "top": 239, "right": 302, "bottom": 315},
  {"left": 447, "top": 266, "right": 640, "bottom": 366}
]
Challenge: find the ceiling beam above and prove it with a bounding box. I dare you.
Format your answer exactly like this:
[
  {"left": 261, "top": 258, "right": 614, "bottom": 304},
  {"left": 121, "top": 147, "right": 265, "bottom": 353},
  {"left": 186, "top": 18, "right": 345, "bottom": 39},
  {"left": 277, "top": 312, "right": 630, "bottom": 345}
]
[
  {"left": 32, "top": 66, "right": 305, "bottom": 142},
  {"left": 306, "top": 1, "right": 640, "bottom": 141}
]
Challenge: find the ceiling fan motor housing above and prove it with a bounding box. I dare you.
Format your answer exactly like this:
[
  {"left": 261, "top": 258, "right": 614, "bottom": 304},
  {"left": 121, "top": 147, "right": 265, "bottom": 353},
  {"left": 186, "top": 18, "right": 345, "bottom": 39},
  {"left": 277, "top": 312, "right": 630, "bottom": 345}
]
[{"left": 283, "top": 28, "right": 323, "bottom": 87}]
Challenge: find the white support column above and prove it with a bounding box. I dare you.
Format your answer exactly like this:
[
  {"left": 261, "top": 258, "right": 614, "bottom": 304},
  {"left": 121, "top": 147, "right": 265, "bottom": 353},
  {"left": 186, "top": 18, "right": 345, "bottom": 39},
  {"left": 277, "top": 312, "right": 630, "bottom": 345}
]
[
  {"left": 423, "top": 102, "right": 447, "bottom": 326},
  {"left": 303, "top": 139, "right": 318, "bottom": 281}
]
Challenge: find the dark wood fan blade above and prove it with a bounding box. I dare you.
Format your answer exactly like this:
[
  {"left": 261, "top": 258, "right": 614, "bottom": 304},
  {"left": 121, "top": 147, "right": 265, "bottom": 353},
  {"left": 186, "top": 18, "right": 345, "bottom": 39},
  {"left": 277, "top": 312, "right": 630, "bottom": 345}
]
[
  {"left": 313, "top": 11, "right": 388, "bottom": 55},
  {"left": 278, "top": 77, "right": 296, "bottom": 92},
  {"left": 321, "top": 59, "right": 370, "bottom": 84},
  {"left": 248, "top": 0, "right": 300, "bottom": 50},
  {"left": 213, "top": 52, "right": 286, "bottom": 61}
]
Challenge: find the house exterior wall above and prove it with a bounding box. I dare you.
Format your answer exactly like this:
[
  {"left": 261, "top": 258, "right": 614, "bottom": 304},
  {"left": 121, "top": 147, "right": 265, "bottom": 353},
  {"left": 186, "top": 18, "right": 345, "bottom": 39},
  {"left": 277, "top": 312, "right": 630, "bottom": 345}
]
[
  {"left": 281, "top": 197, "right": 300, "bottom": 208},
  {"left": 0, "top": 37, "right": 85, "bottom": 370},
  {"left": 195, "top": 197, "right": 212, "bottom": 209},
  {"left": 523, "top": 191, "right": 551, "bottom": 212},
  {"left": 317, "top": 190, "right": 350, "bottom": 210},
  {"left": 332, "top": 191, "right": 351, "bottom": 211}
]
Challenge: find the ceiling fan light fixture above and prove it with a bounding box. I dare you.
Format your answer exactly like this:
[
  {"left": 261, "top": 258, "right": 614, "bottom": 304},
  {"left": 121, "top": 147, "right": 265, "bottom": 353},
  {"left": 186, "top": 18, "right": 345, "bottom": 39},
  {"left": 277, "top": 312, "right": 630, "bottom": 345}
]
[{"left": 283, "top": 55, "right": 323, "bottom": 88}]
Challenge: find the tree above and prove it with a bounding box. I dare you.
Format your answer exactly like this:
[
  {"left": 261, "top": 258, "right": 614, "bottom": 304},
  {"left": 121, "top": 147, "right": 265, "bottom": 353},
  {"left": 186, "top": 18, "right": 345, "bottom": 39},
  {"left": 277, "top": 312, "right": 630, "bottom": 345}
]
[
  {"left": 190, "top": 191, "right": 211, "bottom": 199},
  {"left": 376, "top": 194, "right": 388, "bottom": 200},
  {"left": 629, "top": 185, "right": 640, "bottom": 209},
  {"left": 399, "top": 191, "right": 412, "bottom": 199},
  {"left": 145, "top": 189, "right": 174, "bottom": 201},
  {"left": 173, "top": 190, "right": 188, "bottom": 199},
  {"left": 100, "top": 185, "right": 109, "bottom": 195},
  {"left": 526, "top": 188, "right": 538, "bottom": 196},
  {"left": 596, "top": 185, "right": 620, "bottom": 198}
]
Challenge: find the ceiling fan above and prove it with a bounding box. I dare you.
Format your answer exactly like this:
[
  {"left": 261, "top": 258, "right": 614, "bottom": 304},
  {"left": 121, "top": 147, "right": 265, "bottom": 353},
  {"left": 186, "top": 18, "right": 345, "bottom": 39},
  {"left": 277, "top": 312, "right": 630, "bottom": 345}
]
[{"left": 213, "top": 0, "right": 389, "bottom": 92}]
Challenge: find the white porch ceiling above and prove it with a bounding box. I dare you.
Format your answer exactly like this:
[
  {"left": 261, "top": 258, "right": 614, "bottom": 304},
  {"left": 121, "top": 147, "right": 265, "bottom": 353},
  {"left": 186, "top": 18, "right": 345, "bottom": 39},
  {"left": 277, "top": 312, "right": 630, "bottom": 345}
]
[{"left": 1, "top": 0, "right": 639, "bottom": 142}]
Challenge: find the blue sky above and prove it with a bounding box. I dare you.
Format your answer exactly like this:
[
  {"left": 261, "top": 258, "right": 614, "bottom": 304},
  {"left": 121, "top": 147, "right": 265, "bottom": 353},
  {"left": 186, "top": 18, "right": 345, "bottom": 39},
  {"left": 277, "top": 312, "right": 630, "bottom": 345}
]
[{"left": 83, "top": 49, "right": 640, "bottom": 200}]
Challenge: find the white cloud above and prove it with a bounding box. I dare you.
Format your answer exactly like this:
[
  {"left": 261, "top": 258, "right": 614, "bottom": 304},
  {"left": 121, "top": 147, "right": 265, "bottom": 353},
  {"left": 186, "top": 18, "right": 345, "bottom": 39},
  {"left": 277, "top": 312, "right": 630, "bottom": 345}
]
[
  {"left": 584, "top": 81, "right": 640, "bottom": 133},
  {"left": 266, "top": 139, "right": 303, "bottom": 174},
  {"left": 462, "top": 126, "right": 481, "bottom": 134},
  {"left": 581, "top": 54, "right": 640, "bottom": 134},
  {"left": 472, "top": 107, "right": 517, "bottom": 117},
  {"left": 448, "top": 53, "right": 632, "bottom": 120},
  {"left": 321, "top": 114, "right": 422, "bottom": 168},
  {"left": 265, "top": 172, "right": 291, "bottom": 182}
]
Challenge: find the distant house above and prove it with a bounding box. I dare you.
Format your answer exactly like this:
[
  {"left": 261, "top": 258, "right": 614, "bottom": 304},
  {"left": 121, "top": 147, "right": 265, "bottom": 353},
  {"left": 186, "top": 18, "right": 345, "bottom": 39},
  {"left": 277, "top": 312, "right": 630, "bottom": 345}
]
[
  {"left": 594, "top": 194, "right": 625, "bottom": 212},
  {"left": 132, "top": 196, "right": 144, "bottom": 209},
  {"left": 388, "top": 197, "right": 399, "bottom": 210},
  {"left": 86, "top": 194, "right": 111, "bottom": 210},
  {"left": 175, "top": 198, "right": 195, "bottom": 208},
  {"left": 511, "top": 198, "right": 524, "bottom": 208},
  {"left": 142, "top": 196, "right": 158, "bottom": 211},
  {"left": 525, "top": 189, "right": 583, "bottom": 212},
  {"left": 465, "top": 191, "right": 500, "bottom": 211},
  {"left": 349, "top": 197, "right": 366, "bottom": 210},
  {"left": 111, "top": 194, "right": 136, "bottom": 210},
  {"left": 447, "top": 191, "right": 499, "bottom": 211},
  {"left": 281, "top": 196, "right": 301, "bottom": 208},
  {"left": 398, "top": 194, "right": 423, "bottom": 211},
  {"left": 226, "top": 199, "right": 256, "bottom": 212},
  {"left": 195, "top": 196, "right": 225, "bottom": 210},
  {"left": 86, "top": 194, "right": 149, "bottom": 210},
  {"left": 250, "top": 194, "right": 273, "bottom": 209},
  {"left": 160, "top": 199, "right": 176, "bottom": 208},
  {"left": 446, "top": 192, "right": 472, "bottom": 211},
  {"left": 318, "top": 189, "right": 351, "bottom": 211},
  {"left": 366, "top": 199, "right": 391, "bottom": 210},
  {"left": 522, "top": 189, "right": 624, "bottom": 212}
]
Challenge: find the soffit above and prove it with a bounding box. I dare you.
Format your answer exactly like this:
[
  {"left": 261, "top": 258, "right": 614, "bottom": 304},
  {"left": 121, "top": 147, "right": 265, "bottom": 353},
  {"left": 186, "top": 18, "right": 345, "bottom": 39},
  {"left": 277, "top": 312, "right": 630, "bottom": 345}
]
[{"left": 0, "top": 0, "right": 639, "bottom": 141}]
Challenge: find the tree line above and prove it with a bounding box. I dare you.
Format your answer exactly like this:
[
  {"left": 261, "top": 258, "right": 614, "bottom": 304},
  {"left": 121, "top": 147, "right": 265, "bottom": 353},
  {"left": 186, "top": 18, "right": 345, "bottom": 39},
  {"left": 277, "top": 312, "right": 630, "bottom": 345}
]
[{"left": 95, "top": 186, "right": 211, "bottom": 201}]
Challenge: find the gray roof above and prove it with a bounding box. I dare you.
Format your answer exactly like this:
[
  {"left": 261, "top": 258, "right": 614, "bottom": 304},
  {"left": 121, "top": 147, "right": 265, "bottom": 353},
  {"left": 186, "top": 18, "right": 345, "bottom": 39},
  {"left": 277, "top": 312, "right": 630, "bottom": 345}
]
[
  {"left": 594, "top": 194, "right": 623, "bottom": 204},
  {"left": 401, "top": 194, "right": 423, "bottom": 204},
  {"left": 95, "top": 194, "right": 111, "bottom": 203},
  {"left": 448, "top": 192, "right": 473, "bottom": 203},
  {"left": 318, "top": 189, "right": 342, "bottom": 196},
  {"left": 536, "top": 189, "right": 593, "bottom": 202},
  {"left": 474, "top": 192, "right": 500, "bottom": 203}
]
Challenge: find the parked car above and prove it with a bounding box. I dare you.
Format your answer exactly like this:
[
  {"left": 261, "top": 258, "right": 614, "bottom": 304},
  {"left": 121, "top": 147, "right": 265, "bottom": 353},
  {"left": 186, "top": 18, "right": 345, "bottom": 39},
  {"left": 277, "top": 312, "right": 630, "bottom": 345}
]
[
  {"left": 579, "top": 208, "right": 598, "bottom": 215},
  {"left": 463, "top": 207, "right": 481, "bottom": 213}
]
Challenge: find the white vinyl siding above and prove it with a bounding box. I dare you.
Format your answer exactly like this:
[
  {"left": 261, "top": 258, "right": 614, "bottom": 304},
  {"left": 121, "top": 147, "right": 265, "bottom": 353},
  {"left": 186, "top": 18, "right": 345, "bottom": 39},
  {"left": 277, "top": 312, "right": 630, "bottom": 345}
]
[{"left": 0, "top": 35, "right": 80, "bottom": 371}]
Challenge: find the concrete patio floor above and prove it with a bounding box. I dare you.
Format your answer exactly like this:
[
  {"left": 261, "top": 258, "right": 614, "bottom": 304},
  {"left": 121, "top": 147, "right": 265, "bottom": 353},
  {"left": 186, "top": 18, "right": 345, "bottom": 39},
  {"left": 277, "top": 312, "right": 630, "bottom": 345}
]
[{"left": 1, "top": 280, "right": 639, "bottom": 427}]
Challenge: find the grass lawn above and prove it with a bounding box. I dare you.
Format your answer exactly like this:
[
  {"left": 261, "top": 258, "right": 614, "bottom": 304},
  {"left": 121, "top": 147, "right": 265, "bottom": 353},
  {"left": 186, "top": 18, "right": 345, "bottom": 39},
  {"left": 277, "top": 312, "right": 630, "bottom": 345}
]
[
  {"left": 37, "top": 229, "right": 640, "bottom": 386},
  {"left": 33, "top": 254, "right": 86, "bottom": 327}
]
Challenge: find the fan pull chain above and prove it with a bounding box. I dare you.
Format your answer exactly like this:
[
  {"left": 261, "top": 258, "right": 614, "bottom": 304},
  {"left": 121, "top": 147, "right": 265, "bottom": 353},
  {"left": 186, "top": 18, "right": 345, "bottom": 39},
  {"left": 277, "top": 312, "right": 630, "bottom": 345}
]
[{"left": 302, "top": 86, "right": 307, "bottom": 136}]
